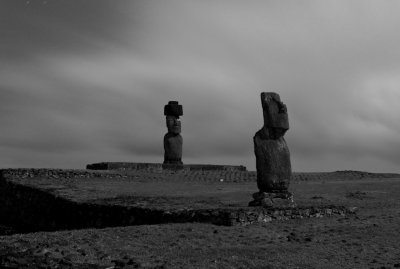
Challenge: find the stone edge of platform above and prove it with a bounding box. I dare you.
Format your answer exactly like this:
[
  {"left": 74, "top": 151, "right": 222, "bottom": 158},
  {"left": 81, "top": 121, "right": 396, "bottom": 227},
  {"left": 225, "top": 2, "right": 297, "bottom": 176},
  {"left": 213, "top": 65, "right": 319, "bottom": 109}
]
[{"left": 86, "top": 162, "right": 247, "bottom": 172}]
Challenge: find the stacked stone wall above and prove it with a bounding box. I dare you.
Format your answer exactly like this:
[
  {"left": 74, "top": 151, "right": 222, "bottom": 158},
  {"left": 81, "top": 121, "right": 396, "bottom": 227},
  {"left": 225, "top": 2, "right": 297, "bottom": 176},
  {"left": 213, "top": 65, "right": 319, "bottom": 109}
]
[
  {"left": 0, "top": 169, "right": 355, "bottom": 235},
  {"left": 86, "top": 162, "right": 247, "bottom": 172}
]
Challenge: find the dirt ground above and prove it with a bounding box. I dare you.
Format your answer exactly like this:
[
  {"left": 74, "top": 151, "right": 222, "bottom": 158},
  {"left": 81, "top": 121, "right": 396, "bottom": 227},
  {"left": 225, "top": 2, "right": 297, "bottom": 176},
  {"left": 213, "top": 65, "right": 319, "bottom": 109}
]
[{"left": 1, "top": 171, "right": 400, "bottom": 268}]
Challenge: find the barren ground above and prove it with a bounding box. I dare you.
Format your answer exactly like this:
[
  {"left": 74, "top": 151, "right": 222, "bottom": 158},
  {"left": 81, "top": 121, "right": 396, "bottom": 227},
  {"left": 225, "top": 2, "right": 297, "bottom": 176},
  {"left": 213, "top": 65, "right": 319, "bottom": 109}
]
[{"left": 1, "top": 170, "right": 400, "bottom": 268}]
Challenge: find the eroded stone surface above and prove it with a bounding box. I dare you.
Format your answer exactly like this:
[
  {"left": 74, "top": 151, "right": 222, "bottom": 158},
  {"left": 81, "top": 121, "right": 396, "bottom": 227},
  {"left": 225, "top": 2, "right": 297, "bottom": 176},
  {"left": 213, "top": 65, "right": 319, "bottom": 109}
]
[
  {"left": 250, "top": 92, "right": 293, "bottom": 207},
  {"left": 254, "top": 135, "right": 291, "bottom": 192},
  {"left": 164, "top": 133, "right": 183, "bottom": 164},
  {"left": 249, "top": 192, "right": 296, "bottom": 208},
  {"left": 164, "top": 101, "right": 183, "bottom": 117},
  {"left": 261, "top": 92, "right": 289, "bottom": 132},
  {"left": 163, "top": 101, "right": 183, "bottom": 164}
]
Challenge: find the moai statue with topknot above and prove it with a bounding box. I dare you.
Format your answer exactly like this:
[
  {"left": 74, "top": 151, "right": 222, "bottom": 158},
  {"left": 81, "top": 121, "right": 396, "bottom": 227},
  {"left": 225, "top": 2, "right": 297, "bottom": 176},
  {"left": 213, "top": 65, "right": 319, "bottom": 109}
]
[
  {"left": 163, "top": 101, "right": 183, "bottom": 164},
  {"left": 249, "top": 92, "right": 296, "bottom": 208}
]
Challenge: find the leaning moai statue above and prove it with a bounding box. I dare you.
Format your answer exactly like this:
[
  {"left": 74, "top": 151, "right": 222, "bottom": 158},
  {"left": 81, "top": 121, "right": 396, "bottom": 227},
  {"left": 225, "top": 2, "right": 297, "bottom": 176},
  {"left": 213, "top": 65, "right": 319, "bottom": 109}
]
[
  {"left": 249, "top": 92, "right": 295, "bottom": 207},
  {"left": 163, "top": 101, "right": 183, "bottom": 164}
]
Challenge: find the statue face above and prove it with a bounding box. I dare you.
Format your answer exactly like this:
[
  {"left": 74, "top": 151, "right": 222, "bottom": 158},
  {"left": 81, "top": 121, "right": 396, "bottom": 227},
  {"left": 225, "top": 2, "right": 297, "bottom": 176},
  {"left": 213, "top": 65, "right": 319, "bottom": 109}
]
[
  {"left": 261, "top": 92, "right": 289, "bottom": 133},
  {"left": 166, "top": 116, "right": 181, "bottom": 134}
]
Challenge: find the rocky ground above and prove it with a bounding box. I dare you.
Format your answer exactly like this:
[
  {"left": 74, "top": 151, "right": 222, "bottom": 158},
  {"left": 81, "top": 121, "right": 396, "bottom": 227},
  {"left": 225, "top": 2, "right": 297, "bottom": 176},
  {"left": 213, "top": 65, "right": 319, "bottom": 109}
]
[{"left": 0, "top": 169, "right": 400, "bottom": 268}]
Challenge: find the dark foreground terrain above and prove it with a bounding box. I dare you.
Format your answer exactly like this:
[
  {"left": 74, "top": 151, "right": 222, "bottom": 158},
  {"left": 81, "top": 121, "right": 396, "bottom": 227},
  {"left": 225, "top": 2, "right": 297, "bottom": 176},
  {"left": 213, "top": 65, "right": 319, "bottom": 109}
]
[{"left": 0, "top": 169, "right": 399, "bottom": 268}]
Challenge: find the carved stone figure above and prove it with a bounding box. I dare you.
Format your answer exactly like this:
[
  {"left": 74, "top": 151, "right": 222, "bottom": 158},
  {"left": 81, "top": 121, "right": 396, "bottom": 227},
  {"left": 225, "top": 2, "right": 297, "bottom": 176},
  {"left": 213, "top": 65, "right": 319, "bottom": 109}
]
[
  {"left": 163, "top": 101, "right": 183, "bottom": 164},
  {"left": 249, "top": 92, "right": 295, "bottom": 208}
]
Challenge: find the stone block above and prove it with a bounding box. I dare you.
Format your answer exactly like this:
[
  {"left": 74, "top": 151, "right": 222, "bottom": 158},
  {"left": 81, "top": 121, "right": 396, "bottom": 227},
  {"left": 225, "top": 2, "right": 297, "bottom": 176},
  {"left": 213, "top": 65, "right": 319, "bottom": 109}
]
[{"left": 164, "top": 101, "right": 183, "bottom": 117}]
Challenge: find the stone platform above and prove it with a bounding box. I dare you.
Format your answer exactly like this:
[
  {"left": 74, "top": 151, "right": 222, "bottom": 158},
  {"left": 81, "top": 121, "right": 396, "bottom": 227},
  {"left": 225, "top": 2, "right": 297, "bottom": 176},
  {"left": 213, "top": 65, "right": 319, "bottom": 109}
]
[
  {"left": 0, "top": 168, "right": 361, "bottom": 235},
  {"left": 86, "top": 162, "right": 247, "bottom": 172}
]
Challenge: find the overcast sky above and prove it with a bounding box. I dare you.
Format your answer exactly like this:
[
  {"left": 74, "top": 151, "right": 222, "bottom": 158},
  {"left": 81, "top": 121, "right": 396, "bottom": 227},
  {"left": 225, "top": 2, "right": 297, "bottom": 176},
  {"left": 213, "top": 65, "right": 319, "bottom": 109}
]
[{"left": 1, "top": 0, "right": 399, "bottom": 172}]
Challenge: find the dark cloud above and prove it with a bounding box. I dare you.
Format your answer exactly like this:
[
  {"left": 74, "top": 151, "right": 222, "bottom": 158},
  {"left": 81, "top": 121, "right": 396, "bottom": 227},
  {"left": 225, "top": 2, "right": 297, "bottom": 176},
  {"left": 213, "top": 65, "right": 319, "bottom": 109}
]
[
  {"left": 0, "top": 0, "right": 134, "bottom": 58},
  {"left": 1, "top": 0, "right": 400, "bottom": 172}
]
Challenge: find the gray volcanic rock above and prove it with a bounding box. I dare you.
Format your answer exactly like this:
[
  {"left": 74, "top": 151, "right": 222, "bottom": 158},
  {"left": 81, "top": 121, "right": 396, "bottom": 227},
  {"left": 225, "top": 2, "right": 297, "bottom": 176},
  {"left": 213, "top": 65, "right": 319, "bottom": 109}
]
[
  {"left": 261, "top": 92, "right": 289, "bottom": 131},
  {"left": 163, "top": 101, "right": 183, "bottom": 164},
  {"left": 250, "top": 92, "right": 293, "bottom": 207},
  {"left": 248, "top": 191, "right": 296, "bottom": 208},
  {"left": 166, "top": 115, "right": 181, "bottom": 134},
  {"left": 164, "top": 101, "right": 183, "bottom": 117},
  {"left": 164, "top": 133, "right": 183, "bottom": 164},
  {"left": 254, "top": 132, "right": 291, "bottom": 192}
]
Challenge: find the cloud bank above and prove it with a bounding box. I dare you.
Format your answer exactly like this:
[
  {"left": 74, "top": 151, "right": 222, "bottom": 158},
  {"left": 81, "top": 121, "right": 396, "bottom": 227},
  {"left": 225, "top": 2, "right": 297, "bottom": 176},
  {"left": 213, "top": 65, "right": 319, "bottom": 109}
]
[{"left": 1, "top": 0, "right": 399, "bottom": 172}]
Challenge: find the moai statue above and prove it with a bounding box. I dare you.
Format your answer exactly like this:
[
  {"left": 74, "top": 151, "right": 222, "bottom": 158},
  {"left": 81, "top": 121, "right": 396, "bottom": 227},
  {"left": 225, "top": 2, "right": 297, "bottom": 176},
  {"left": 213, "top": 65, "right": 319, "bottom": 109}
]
[
  {"left": 163, "top": 101, "right": 183, "bottom": 164},
  {"left": 249, "top": 92, "right": 295, "bottom": 208}
]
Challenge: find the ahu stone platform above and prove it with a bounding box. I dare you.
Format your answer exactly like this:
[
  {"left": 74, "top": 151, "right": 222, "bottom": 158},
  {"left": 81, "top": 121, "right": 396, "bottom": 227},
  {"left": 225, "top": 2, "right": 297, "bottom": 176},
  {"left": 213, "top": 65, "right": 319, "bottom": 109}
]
[
  {"left": 0, "top": 168, "right": 370, "bottom": 235},
  {"left": 86, "top": 162, "right": 247, "bottom": 172}
]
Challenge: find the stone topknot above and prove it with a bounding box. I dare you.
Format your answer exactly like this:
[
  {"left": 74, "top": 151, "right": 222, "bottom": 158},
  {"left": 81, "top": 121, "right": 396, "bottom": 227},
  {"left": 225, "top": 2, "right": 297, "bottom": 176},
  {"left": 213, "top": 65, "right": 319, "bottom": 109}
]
[{"left": 164, "top": 101, "right": 183, "bottom": 117}]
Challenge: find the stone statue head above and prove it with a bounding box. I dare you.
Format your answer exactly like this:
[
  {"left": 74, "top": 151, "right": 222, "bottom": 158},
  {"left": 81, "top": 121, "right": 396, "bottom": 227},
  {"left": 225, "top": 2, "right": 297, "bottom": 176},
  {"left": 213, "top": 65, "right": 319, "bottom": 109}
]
[
  {"left": 261, "top": 92, "right": 289, "bottom": 137},
  {"left": 166, "top": 116, "right": 181, "bottom": 134},
  {"left": 164, "top": 101, "right": 183, "bottom": 135}
]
